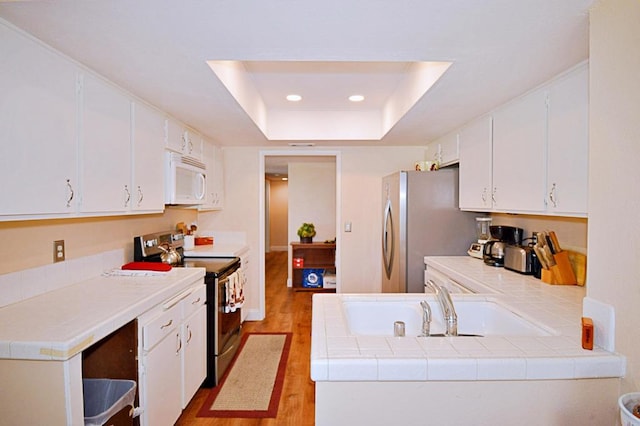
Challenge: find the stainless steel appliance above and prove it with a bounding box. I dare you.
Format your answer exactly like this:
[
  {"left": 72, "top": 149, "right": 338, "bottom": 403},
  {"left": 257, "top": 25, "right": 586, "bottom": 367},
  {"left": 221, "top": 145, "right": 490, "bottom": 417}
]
[
  {"left": 134, "top": 231, "right": 242, "bottom": 387},
  {"left": 482, "top": 225, "right": 523, "bottom": 267},
  {"left": 382, "top": 168, "right": 477, "bottom": 293},
  {"left": 504, "top": 245, "right": 535, "bottom": 274}
]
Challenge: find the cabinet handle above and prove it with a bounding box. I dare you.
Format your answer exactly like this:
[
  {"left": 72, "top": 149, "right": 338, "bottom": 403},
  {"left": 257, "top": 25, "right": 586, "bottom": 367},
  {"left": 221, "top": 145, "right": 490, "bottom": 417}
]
[
  {"left": 491, "top": 187, "right": 497, "bottom": 205},
  {"left": 191, "top": 297, "right": 201, "bottom": 305},
  {"left": 176, "top": 332, "right": 182, "bottom": 355},
  {"left": 548, "top": 183, "right": 557, "bottom": 208},
  {"left": 181, "top": 132, "right": 187, "bottom": 151},
  {"left": 124, "top": 185, "right": 131, "bottom": 207},
  {"left": 66, "top": 179, "right": 74, "bottom": 207},
  {"left": 186, "top": 326, "right": 193, "bottom": 344},
  {"left": 160, "top": 319, "right": 173, "bottom": 329},
  {"left": 188, "top": 140, "right": 193, "bottom": 154},
  {"left": 137, "top": 185, "right": 144, "bottom": 206},
  {"left": 481, "top": 187, "right": 487, "bottom": 204}
]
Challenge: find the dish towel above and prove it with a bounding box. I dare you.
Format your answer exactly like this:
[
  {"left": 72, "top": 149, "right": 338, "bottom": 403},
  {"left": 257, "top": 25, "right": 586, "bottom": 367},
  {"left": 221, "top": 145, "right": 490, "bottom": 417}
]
[{"left": 224, "top": 268, "right": 245, "bottom": 313}]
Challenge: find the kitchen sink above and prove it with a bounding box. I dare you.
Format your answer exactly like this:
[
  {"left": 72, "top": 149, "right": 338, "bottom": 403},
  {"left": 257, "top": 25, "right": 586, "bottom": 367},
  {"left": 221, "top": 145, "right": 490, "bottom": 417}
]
[{"left": 342, "top": 297, "right": 554, "bottom": 337}]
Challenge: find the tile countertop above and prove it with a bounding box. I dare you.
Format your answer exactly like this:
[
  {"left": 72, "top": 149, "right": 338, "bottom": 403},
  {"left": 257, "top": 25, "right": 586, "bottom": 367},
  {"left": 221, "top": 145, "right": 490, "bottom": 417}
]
[
  {"left": 0, "top": 267, "right": 205, "bottom": 361},
  {"left": 183, "top": 243, "right": 249, "bottom": 258},
  {"left": 310, "top": 256, "right": 625, "bottom": 382}
]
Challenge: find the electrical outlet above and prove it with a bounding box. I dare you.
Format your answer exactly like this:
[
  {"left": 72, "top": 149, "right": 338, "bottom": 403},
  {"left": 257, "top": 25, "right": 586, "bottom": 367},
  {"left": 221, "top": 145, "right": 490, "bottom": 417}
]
[{"left": 53, "top": 240, "right": 65, "bottom": 263}]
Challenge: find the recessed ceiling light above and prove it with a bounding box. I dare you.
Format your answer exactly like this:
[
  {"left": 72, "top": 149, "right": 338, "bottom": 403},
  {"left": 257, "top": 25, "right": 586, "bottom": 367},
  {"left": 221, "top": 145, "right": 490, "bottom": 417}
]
[
  {"left": 349, "top": 94, "right": 365, "bottom": 102},
  {"left": 286, "top": 94, "right": 302, "bottom": 102}
]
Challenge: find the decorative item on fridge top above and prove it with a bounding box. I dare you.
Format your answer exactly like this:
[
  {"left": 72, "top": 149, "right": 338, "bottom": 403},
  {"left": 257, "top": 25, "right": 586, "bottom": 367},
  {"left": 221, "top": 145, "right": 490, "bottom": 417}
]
[{"left": 297, "top": 222, "right": 316, "bottom": 243}]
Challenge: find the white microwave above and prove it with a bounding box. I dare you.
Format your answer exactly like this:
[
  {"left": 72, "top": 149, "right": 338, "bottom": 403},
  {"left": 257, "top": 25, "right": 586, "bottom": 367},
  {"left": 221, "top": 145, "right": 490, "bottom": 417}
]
[{"left": 165, "top": 152, "right": 206, "bottom": 205}]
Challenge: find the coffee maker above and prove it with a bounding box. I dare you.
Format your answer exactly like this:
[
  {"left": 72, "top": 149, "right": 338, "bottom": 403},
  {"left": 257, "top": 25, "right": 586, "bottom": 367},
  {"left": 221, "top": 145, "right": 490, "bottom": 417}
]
[
  {"left": 483, "top": 225, "right": 524, "bottom": 267},
  {"left": 468, "top": 217, "right": 492, "bottom": 259}
]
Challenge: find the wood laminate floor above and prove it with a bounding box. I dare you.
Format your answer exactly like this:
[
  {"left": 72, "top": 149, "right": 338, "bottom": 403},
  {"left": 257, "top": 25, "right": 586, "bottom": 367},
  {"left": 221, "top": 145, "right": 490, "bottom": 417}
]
[{"left": 175, "top": 251, "right": 316, "bottom": 425}]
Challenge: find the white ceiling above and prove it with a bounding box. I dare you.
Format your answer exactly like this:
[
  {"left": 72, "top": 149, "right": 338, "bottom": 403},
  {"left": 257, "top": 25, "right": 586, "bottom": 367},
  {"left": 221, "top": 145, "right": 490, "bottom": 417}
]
[{"left": 0, "top": 0, "right": 595, "bottom": 147}]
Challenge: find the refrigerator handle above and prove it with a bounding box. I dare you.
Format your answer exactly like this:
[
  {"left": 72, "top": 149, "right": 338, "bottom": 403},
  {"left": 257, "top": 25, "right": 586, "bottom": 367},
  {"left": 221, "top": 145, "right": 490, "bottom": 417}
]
[{"left": 383, "top": 199, "right": 395, "bottom": 279}]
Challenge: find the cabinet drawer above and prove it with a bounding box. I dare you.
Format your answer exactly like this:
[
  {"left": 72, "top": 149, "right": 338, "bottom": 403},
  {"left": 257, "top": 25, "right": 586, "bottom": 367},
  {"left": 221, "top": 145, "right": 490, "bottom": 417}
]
[
  {"left": 182, "top": 285, "right": 206, "bottom": 319},
  {"left": 142, "top": 305, "right": 180, "bottom": 351}
]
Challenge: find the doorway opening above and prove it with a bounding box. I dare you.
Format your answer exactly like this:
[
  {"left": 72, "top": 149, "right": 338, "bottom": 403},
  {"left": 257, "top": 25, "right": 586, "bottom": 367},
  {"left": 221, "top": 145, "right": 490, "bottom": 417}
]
[{"left": 258, "top": 150, "right": 341, "bottom": 320}]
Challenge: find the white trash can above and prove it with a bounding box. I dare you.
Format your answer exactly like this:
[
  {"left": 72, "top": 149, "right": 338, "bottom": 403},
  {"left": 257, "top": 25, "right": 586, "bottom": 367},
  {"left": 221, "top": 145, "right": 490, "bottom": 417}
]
[
  {"left": 619, "top": 392, "right": 640, "bottom": 426},
  {"left": 83, "top": 378, "right": 136, "bottom": 426}
]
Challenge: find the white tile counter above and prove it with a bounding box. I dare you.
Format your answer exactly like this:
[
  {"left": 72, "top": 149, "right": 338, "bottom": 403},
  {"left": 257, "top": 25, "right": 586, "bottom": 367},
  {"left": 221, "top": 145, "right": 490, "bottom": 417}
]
[
  {"left": 183, "top": 230, "right": 249, "bottom": 258},
  {"left": 0, "top": 267, "right": 205, "bottom": 361},
  {"left": 310, "top": 256, "right": 625, "bottom": 382},
  {"left": 183, "top": 243, "right": 248, "bottom": 258}
]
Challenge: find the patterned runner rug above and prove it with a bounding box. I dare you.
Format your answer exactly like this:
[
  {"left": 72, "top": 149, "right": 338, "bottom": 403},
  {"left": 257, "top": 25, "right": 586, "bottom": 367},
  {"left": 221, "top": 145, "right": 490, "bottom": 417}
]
[{"left": 197, "top": 332, "right": 292, "bottom": 418}]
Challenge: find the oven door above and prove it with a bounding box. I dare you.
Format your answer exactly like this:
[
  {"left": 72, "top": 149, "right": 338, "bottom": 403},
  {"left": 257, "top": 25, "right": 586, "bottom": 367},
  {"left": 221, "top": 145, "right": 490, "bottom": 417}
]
[{"left": 214, "top": 271, "right": 242, "bottom": 384}]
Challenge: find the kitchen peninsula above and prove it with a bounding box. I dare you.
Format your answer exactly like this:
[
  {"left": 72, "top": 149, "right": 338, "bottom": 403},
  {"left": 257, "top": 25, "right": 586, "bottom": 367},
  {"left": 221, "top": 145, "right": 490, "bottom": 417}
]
[{"left": 311, "top": 256, "right": 625, "bottom": 425}]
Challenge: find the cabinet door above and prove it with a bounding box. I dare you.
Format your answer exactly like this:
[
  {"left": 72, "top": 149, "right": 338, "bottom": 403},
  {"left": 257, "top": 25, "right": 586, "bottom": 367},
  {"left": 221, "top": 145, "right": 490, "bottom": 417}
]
[
  {"left": 199, "top": 139, "right": 224, "bottom": 211},
  {"left": 211, "top": 145, "right": 225, "bottom": 209},
  {"left": 80, "top": 73, "right": 131, "bottom": 213},
  {"left": 546, "top": 65, "right": 588, "bottom": 216},
  {"left": 184, "top": 128, "right": 203, "bottom": 160},
  {"left": 165, "top": 116, "right": 186, "bottom": 153},
  {"left": 181, "top": 306, "right": 206, "bottom": 408},
  {"left": 492, "top": 90, "right": 547, "bottom": 212},
  {"left": 132, "top": 102, "right": 165, "bottom": 212},
  {"left": 141, "top": 331, "right": 182, "bottom": 426},
  {"left": 0, "top": 24, "right": 78, "bottom": 216},
  {"left": 437, "top": 131, "right": 459, "bottom": 167},
  {"left": 459, "top": 115, "right": 493, "bottom": 210}
]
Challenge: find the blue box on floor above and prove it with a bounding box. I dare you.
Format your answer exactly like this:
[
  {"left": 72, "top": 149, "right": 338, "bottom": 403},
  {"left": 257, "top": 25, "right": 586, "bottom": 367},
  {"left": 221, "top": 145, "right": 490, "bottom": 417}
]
[{"left": 302, "top": 269, "right": 323, "bottom": 288}]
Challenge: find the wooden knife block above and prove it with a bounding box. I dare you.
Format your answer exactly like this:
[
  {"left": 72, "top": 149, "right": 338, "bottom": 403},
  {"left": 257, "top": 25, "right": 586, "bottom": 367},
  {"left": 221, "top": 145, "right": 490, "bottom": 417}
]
[{"left": 541, "top": 251, "right": 578, "bottom": 285}]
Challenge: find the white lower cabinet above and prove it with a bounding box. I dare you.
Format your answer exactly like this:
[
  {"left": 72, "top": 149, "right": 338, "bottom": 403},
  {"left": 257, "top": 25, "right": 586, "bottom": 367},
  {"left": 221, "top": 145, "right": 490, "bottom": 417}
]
[
  {"left": 182, "top": 304, "right": 206, "bottom": 408},
  {"left": 138, "top": 284, "right": 206, "bottom": 426},
  {"left": 141, "top": 324, "right": 182, "bottom": 426}
]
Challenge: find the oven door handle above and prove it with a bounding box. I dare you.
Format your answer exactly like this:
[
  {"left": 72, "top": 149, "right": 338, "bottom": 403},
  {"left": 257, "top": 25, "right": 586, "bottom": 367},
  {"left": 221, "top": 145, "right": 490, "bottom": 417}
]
[
  {"left": 162, "top": 287, "right": 194, "bottom": 310},
  {"left": 218, "top": 330, "right": 241, "bottom": 358}
]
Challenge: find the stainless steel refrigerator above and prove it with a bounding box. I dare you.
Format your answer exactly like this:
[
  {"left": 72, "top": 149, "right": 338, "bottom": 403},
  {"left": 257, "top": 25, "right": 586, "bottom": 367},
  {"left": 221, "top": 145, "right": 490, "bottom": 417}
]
[{"left": 382, "top": 167, "right": 477, "bottom": 293}]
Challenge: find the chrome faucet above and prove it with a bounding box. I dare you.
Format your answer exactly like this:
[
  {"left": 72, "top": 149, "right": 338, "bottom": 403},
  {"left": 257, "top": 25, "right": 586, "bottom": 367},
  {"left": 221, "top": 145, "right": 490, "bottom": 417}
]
[
  {"left": 424, "top": 280, "right": 458, "bottom": 336},
  {"left": 419, "top": 300, "right": 432, "bottom": 336}
]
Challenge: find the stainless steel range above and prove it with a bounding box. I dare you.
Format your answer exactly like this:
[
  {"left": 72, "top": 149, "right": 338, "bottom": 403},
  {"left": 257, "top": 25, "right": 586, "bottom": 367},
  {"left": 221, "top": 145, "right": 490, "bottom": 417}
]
[{"left": 134, "top": 231, "right": 242, "bottom": 387}]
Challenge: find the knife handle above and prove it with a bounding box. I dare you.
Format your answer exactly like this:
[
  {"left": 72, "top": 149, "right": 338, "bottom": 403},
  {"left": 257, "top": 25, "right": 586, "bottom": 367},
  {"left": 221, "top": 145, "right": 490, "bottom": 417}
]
[
  {"left": 545, "top": 234, "right": 556, "bottom": 254},
  {"left": 549, "top": 231, "right": 562, "bottom": 252}
]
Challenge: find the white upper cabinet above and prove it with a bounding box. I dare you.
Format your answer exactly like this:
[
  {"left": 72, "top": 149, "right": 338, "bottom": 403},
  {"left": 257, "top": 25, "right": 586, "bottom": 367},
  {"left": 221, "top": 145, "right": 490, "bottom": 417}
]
[
  {"left": 546, "top": 64, "right": 589, "bottom": 215},
  {"left": 459, "top": 63, "right": 589, "bottom": 217},
  {"left": 435, "top": 131, "right": 460, "bottom": 167},
  {"left": 166, "top": 118, "right": 203, "bottom": 160},
  {"left": 132, "top": 102, "right": 165, "bottom": 212},
  {"left": 79, "top": 73, "right": 132, "bottom": 213},
  {"left": 198, "top": 138, "right": 224, "bottom": 211},
  {"left": 459, "top": 115, "right": 493, "bottom": 210},
  {"left": 0, "top": 24, "right": 78, "bottom": 217},
  {"left": 491, "top": 89, "right": 548, "bottom": 213}
]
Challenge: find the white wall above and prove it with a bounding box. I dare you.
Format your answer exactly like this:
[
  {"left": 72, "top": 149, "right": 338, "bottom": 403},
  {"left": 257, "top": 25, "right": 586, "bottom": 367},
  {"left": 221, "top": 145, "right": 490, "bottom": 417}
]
[
  {"left": 288, "top": 161, "right": 336, "bottom": 243},
  {"left": 589, "top": 0, "right": 640, "bottom": 394}
]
